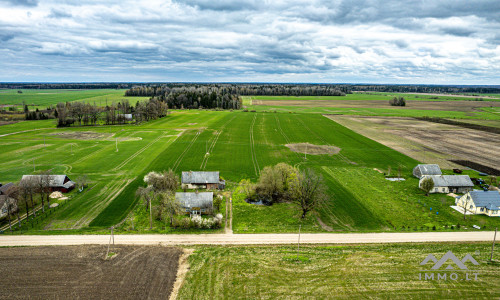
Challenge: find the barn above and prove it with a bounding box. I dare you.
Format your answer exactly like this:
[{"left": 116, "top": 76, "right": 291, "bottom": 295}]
[
  {"left": 21, "top": 175, "right": 76, "bottom": 193},
  {"left": 181, "top": 171, "right": 225, "bottom": 190},
  {"left": 419, "top": 175, "right": 474, "bottom": 194},
  {"left": 413, "top": 164, "right": 442, "bottom": 178},
  {"left": 456, "top": 190, "right": 500, "bottom": 217},
  {"left": 175, "top": 192, "right": 213, "bottom": 215}
]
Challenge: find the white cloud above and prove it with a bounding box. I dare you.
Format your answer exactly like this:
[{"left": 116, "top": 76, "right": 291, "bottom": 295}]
[{"left": 0, "top": 0, "right": 498, "bottom": 83}]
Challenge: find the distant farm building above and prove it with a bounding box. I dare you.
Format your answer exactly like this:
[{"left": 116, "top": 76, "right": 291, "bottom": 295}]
[
  {"left": 118, "top": 114, "right": 133, "bottom": 121},
  {"left": 181, "top": 171, "right": 225, "bottom": 190},
  {"left": 413, "top": 164, "right": 442, "bottom": 178},
  {"left": 0, "top": 182, "right": 14, "bottom": 195},
  {"left": 175, "top": 192, "right": 213, "bottom": 215},
  {"left": 419, "top": 175, "right": 474, "bottom": 194},
  {"left": 21, "top": 175, "right": 76, "bottom": 193},
  {"left": 456, "top": 190, "right": 500, "bottom": 217}
]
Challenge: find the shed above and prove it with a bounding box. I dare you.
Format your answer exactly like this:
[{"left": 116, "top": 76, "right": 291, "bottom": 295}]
[
  {"left": 181, "top": 171, "right": 225, "bottom": 190},
  {"left": 413, "top": 164, "right": 442, "bottom": 178},
  {"left": 21, "top": 175, "right": 75, "bottom": 193},
  {"left": 456, "top": 190, "right": 500, "bottom": 217},
  {"left": 175, "top": 192, "right": 213, "bottom": 215},
  {"left": 419, "top": 175, "right": 474, "bottom": 194}
]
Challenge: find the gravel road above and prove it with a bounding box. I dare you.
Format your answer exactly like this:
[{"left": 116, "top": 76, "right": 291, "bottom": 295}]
[{"left": 0, "top": 231, "right": 496, "bottom": 247}]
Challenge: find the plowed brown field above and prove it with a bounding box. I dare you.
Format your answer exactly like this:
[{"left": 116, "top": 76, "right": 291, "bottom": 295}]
[{"left": 0, "top": 245, "right": 181, "bottom": 299}]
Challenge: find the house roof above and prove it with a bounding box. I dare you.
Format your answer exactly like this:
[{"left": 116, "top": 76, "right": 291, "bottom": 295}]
[
  {"left": 424, "top": 175, "right": 473, "bottom": 187},
  {"left": 21, "top": 175, "right": 74, "bottom": 188},
  {"left": 175, "top": 192, "right": 213, "bottom": 209},
  {"left": 0, "top": 182, "right": 13, "bottom": 195},
  {"left": 181, "top": 171, "right": 219, "bottom": 184},
  {"left": 469, "top": 191, "right": 500, "bottom": 210},
  {"left": 414, "top": 164, "right": 442, "bottom": 176}
]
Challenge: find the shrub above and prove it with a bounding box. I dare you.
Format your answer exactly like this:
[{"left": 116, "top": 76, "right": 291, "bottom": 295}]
[{"left": 389, "top": 96, "right": 406, "bottom": 106}]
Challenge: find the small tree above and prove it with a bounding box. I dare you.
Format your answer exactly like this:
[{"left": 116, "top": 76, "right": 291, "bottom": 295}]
[
  {"left": 2, "top": 185, "right": 18, "bottom": 232},
  {"left": 136, "top": 186, "right": 153, "bottom": 229},
  {"left": 389, "top": 96, "right": 406, "bottom": 106},
  {"left": 421, "top": 177, "right": 434, "bottom": 196},
  {"left": 239, "top": 179, "right": 256, "bottom": 201},
  {"left": 288, "top": 168, "right": 326, "bottom": 218},
  {"left": 213, "top": 195, "right": 223, "bottom": 212},
  {"left": 75, "top": 175, "right": 89, "bottom": 191},
  {"left": 158, "top": 192, "right": 182, "bottom": 227}
]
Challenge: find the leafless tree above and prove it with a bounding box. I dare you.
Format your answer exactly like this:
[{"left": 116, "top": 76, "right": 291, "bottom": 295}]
[
  {"left": 289, "top": 169, "right": 327, "bottom": 218},
  {"left": 20, "top": 177, "right": 37, "bottom": 217},
  {"left": 3, "top": 185, "right": 19, "bottom": 232}
]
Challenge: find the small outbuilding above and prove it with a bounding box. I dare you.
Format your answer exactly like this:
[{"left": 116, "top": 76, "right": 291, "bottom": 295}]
[
  {"left": 456, "top": 190, "right": 500, "bottom": 217},
  {"left": 413, "top": 164, "right": 442, "bottom": 178},
  {"left": 175, "top": 192, "right": 213, "bottom": 215},
  {"left": 419, "top": 175, "right": 474, "bottom": 194},
  {"left": 21, "top": 175, "right": 76, "bottom": 193},
  {"left": 181, "top": 171, "right": 225, "bottom": 190}
]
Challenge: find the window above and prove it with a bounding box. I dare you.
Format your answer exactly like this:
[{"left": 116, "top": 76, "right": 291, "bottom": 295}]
[{"left": 481, "top": 208, "right": 484, "bottom": 212}]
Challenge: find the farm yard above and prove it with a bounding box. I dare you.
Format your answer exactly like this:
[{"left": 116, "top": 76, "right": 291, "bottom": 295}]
[
  {"left": 1, "top": 95, "right": 499, "bottom": 233},
  {"left": 0, "top": 245, "right": 181, "bottom": 299}
]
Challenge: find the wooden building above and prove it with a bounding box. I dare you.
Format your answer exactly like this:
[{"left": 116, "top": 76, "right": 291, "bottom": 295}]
[
  {"left": 181, "top": 171, "right": 225, "bottom": 190},
  {"left": 21, "top": 175, "right": 75, "bottom": 193}
]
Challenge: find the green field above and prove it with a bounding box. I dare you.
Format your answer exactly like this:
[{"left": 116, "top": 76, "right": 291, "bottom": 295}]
[
  {"left": 178, "top": 243, "right": 500, "bottom": 299},
  {"left": 0, "top": 89, "right": 148, "bottom": 107},
  {"left": 1, "top": 108, "right": 497, "bottom": 233}
]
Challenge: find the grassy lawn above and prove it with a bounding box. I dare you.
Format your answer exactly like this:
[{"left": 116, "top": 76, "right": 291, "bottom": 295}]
[{"left": 178, "top": 242, "right": 500, "bottom": 299}]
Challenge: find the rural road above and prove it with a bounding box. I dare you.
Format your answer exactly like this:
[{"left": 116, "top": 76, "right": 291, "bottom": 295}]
[{"left": 0, "top": 231, "right": 496, "bottom": 247}]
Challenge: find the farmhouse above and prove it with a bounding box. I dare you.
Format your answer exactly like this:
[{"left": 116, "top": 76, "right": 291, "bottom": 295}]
[
  {"left": 181, "top": 171, "right": 225, "bottom": 190},
  {"left": 21, "top": 175, "right": 76, "bottom": 193},
  {"left": 0, "top": 195, "right": 17, "bottom": 219},
  {"left": 0, "top": 182, "right": 14, "bottom": 195},
  {"left": 419, "top": 175, "right": 474, "bottom": 194},
  {"left": 413, "top": 164, "right": 442, "bottom": 178},
  {"left": 175, "top": 192, "right": 213, "bottom": 215},
  {"left": 456, "top": 190, "right": 500, "bottom": 217}
]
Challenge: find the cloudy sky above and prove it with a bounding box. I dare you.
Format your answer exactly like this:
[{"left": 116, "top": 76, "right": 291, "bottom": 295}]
[{"left": 1, "top": 0, "right": 499, "bottom": 83}]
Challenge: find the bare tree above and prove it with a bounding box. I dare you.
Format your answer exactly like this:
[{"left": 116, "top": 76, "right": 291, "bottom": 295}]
[
  {"left": 289, "top": 169, "right": 326, "bottom": 218},
  {"left": 75, "top": 175, "right": 89, "bottom": 191},
  {"left": 20, "top": 177, "right": 37, "bottom": 217},
  {"left": 2, "top": 185, "right": 19, "bottom": 232}
]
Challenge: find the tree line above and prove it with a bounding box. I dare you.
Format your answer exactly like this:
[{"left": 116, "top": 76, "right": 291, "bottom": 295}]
[
  {"left": 351, "top": 84, "right": 500, "bottom": 94},
  {"left": 1, "top": 172, "right": 87, "bottom": 232},
  {"left": 125, "top": 83, "right": 348, "bottom": 99},
  {"left": 55, "top": 98, "right": 167, "bottom": 127},
  {"left": 126, "top": 86, "right": 242, "bottom": 109}
]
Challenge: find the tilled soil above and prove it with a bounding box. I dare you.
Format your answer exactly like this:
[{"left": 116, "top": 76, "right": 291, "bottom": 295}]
[
  {"left": 0, "top": 245, "right": 181, "bottom": 299},
  {"left": 327, "top": 115, "right": 500, "bottom": 170},
  {"left": 254, "top": 99, "right": 500, "bottom": 112}
]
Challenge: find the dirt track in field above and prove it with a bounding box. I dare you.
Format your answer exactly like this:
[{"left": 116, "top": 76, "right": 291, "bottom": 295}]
[
  {"left": 253, "top": 99, "right": 500, "bottom": 112},
  {"left": 326, "top": 115, "right": 500, "bottom": 170},
  {"left": 0, "top": 245, "right": 181, "bottom": 299}
]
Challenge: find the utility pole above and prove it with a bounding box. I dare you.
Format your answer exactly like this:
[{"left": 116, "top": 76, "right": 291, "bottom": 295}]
[
  {"left": 33, "top": 158, "right": 35, "bottom": 172},
  {"left": 491, "top": 227, "right": 497, "bottom": 262},
  {"left": 116, "top": 138, "right": 118, "bottom": 152},
  {"left": 297, "top": 224, "right": 301, "bottom": 260}
]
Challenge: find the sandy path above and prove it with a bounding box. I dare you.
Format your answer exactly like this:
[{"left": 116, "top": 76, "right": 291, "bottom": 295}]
[{"left": 0, "top": 232, "right": 495, "bottom": 247}]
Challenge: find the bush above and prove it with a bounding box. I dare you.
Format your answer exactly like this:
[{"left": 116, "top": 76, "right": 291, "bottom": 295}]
[
  {"left": 389, "top": 96, "right": 406, "bottom": 106},
  {"left": 243, "top": 109, "right": 249, "bottom": 112}
]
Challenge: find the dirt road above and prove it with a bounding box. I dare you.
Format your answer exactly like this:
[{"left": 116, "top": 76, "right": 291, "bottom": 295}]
[{"left": 0, "top": 231, "right": 496, "bottom": 247}]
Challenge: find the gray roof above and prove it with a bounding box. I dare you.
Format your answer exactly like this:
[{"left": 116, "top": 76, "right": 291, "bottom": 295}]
[
  {"left": 21, "top": 175, "right": 74, "bottom": 188},
  {"left": 175, "top": 192, "right": 213, "bottom": 209},
  {"left": 0, "top": 182, "right": 13, "bottom": 195},
  {"left": 414, "top": 164, "right": 442, "bottom": 176},
  {"left": 423, "top": 175, "right": 474, "bottom": 187},
  {"left": 469, "top": 191, "right": 500, "bottom": 210},
  {"left": 182, "top": 171, "right": 219, "bottom": 184}
]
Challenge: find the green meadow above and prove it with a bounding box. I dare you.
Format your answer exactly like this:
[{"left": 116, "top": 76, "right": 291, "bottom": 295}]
[
  {"left": 1, "top": 107, "right": 498, "bottom": 233},
  {"left": 178, "top": 242, "right": 500, "bottom": 299}
]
